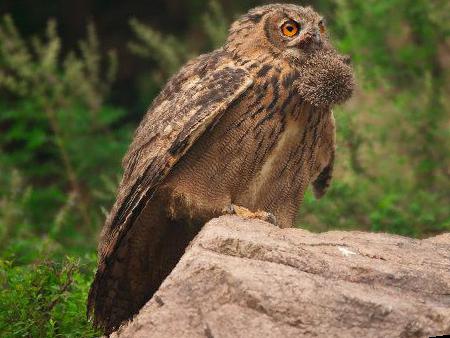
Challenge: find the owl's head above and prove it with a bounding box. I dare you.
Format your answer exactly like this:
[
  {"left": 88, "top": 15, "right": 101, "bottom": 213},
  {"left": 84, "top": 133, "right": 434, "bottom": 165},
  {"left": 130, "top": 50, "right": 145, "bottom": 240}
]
[{"left": 226, "top": 4, "right": 354, "bottom": 107}]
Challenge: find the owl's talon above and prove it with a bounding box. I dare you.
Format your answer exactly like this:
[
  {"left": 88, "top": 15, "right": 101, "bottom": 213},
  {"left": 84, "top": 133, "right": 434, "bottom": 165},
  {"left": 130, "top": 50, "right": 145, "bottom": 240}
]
[
  {"left": 264, "top": 212, "right": 277, "bottom": 226},
  {"left": 223, "top": 204, "right": 278, "bottom": 227},
  {"left": 222, "top": 204, "right": 236, "bottom": 215}
]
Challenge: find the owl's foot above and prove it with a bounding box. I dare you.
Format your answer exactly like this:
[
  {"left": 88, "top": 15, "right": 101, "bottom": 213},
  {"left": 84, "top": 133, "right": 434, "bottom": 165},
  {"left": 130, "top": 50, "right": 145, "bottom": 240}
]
[{"left": 223, "top": 204, "right": 277, "bottom": 227}]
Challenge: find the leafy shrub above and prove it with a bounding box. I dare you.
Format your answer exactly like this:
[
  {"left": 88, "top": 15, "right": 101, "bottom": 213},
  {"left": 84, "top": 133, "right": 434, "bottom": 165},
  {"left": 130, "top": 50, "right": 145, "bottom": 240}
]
[
  {"left": 0, "top": 257, "right": 100, "bottom": 338},
  {"left": 300, "top": 0, "right": 449, "bottom": 236},
  {"left": 0, "top": 15, "right": 130, "bottom": 336},
  {"left": 0, "top": 15, "right": 131, "bottom": 247}
]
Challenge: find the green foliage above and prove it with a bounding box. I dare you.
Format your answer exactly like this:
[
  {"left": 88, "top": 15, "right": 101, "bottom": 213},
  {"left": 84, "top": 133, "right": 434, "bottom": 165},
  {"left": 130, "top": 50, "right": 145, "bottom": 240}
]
[
  {"left": 201, "top": 0, "right": 229, "bottom": 48},
  {"left": 0, "top": 14, "right": 130, "bottom": 335},
  {"left": 0, "top": 15, "right": 130, "bottom": 243},
  {"left": 0, "top": 257, "right": 100, "bottom": 338},
  {"left": 299, "top": 0, "right": 450, "bottom": 236},
  {"left": 128, "top": 0, "right": 229, "bottom": 84},
  {"left": 128, "top": 18, "right": 189, "bottom": 78}
]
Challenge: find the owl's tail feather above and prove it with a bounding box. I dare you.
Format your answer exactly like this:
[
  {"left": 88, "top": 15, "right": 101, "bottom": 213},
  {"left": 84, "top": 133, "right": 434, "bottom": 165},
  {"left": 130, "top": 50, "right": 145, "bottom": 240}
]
[{"left": 87, "top": 196, "right": 194, "bottom": 335}]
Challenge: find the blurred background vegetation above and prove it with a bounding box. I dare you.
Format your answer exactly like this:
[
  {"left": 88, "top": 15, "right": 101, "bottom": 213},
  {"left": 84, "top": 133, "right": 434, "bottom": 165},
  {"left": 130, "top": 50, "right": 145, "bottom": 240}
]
[{"left": 0, "top": 0, "right": 448, "bottom": 336}]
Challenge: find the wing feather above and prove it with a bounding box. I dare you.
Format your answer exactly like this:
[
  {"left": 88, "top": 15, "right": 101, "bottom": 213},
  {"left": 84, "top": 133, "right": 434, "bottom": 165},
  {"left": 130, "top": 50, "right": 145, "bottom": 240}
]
[
  {"left": 102, "top": 51, "right": 252, "bottom": 248},
  {"left": 88, "top": 50, "right": 253, "bottom": 327}
]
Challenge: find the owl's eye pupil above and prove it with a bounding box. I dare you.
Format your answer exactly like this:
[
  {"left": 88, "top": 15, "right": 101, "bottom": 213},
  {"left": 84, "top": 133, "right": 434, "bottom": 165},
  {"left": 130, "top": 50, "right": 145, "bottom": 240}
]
[{"left": 281, "top": 21, "right": 299, "bottom": 37}]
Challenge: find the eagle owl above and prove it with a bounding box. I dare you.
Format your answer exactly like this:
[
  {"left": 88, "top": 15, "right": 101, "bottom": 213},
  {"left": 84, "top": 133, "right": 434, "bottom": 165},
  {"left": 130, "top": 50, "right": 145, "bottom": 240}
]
[{"left": 88, "top": 4, "right": 354, "bottom": 334}]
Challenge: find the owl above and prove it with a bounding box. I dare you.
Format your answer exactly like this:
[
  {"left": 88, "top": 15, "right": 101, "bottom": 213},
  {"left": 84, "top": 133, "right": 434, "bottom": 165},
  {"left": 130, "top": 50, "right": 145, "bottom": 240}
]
[{"left": 88, "top": 4, "right": 354, "bottom": 334}]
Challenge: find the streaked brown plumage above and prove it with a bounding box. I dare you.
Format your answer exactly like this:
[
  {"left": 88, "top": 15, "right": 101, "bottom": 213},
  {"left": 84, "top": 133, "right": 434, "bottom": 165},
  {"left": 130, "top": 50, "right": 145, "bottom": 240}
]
[{"left": 88, "top": 4, "right": 354, "bottom": 334}]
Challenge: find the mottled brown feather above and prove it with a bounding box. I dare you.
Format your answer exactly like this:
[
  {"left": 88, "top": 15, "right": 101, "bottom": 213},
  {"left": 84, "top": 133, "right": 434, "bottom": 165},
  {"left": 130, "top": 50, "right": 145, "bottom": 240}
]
[
  {"left": 88, "top": 50, "right": 252, "bottom": 333},
  {"left": 312, "top": 111, "right": 336, "bottom": 198},
  {"left": 88, "top": 4, "right": 354, "bottom": 335}
]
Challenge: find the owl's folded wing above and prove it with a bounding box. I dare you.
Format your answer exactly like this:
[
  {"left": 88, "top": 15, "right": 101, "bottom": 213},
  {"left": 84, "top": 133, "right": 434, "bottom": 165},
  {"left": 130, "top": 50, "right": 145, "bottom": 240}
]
[{"left": 88, "top": 50, "right": 252, "bottom": 319}]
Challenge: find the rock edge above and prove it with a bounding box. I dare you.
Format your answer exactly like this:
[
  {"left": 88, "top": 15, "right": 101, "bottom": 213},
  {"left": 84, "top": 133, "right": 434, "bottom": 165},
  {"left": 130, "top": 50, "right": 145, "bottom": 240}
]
[{"left": 113, "top": 215, "right": 450, "bottom": 338}]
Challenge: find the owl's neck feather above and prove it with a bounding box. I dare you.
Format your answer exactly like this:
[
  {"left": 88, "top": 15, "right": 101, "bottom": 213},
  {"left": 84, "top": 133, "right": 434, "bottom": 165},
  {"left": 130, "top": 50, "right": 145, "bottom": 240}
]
[{"left": 225, "top": 44, "right": 292, "bottom": 80}]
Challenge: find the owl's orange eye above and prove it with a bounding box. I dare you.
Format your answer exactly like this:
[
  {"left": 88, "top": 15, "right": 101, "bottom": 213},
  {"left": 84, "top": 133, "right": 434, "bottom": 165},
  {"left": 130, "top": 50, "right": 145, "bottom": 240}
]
[{"left": 281, "top": 21, "right": 299, "bottom": 37}]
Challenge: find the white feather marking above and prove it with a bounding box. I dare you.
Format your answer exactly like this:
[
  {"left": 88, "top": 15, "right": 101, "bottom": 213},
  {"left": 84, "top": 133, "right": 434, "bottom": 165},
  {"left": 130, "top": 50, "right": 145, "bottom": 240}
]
[{"left": 248, "top": 117, "right": 303, "bottom": 202}]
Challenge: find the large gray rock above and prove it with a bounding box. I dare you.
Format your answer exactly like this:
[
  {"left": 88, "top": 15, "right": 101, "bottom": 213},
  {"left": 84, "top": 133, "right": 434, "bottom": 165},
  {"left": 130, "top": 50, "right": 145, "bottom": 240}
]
[{"left": 113, "top": 216, "right": 450, "bottom": 338}]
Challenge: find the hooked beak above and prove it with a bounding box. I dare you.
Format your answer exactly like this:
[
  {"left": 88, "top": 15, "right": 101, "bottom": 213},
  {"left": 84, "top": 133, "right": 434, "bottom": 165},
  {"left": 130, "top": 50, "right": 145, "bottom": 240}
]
[
  {"left": 287, "top": 29, "right": 321, "bottom": 49},
  {"left": 299, "top": 31, "right": 317, "bottom": 47}
]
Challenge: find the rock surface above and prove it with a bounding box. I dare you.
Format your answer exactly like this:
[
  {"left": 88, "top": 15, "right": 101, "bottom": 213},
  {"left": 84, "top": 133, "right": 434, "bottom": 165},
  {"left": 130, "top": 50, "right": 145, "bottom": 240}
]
[{"left": 112, "top": 215, "right": 450, "bottom": 338}]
